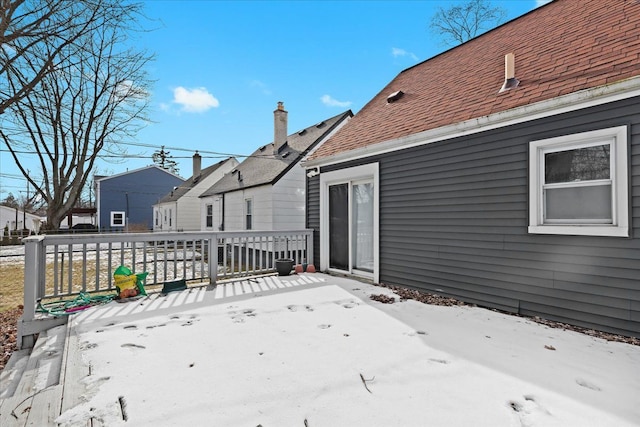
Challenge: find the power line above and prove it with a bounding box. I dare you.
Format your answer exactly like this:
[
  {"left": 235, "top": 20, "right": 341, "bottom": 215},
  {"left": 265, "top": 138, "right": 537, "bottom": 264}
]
[
  {"left": 0, "top": 146, "right": 280, "bottom": 160},
  {"left": 0, "top": 150, "right": 230, "bottom": 160},
  {"left": 0, "top": 173, "right": 26, "bottom": 179}
]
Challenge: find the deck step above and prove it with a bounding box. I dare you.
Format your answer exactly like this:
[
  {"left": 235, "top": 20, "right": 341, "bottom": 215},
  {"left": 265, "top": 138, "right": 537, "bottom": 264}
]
[
  {"left": 13, "top": 324, "right": 67, "bottom": 398},
  {"left": 0, "top": 324, "right": 68, "bottom": 426},
  {"left": 0, "top": 384, "right": 64, "bottom": 427},
  {"left": 0, "top": 349, "right": 31, "bottom": 399}
]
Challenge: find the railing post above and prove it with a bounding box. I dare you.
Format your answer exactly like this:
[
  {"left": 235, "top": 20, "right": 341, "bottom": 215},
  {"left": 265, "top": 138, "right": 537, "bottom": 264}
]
[
  {"left": 208, "top": 235, "right": 218, "bottom": 285},
  {"left": 306, "top": 230, "right": 314, "bottom": 266},
  {"left": 23, "top": 236, "right": 43, "bottom": 324},
  {"left": 19, "top": 235, "right": 47, "bottom": 348}
]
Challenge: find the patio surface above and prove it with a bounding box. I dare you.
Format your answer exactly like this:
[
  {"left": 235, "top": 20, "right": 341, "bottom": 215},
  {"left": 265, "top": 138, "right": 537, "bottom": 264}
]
[{"left": 1, "top": 273, "right": 638, "bottom": 426}]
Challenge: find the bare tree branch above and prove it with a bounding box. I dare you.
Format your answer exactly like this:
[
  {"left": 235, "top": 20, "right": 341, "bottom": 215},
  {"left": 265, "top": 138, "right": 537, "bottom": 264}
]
[
  {"left": 0, "top": 0, "right": 145, "bottom": 114},
  {"left": 0, "top": 0, "right": 152, "bottom": 229},
  {"left": 429, "top": 0, "right": 506, "bottom": 46}
]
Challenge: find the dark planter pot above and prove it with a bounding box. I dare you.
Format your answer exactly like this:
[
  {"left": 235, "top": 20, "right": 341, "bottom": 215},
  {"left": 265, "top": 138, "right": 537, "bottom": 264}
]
[{"left": 275, "top": 258, "right": 294, "bottom": 276}]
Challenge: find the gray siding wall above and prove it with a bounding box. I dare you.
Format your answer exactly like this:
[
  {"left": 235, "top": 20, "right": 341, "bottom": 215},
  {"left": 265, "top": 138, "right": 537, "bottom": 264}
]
[{"left": 312, "top": 97, "right": 640, "bottom": 337}]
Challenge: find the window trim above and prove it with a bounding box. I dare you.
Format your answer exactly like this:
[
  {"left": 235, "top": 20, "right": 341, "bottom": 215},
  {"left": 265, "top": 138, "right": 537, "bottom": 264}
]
[
  {"left": 528, "top": 125, "right": 629, "bottom": 237},
  {"left": 110, "top": 211, "right": 125, "bottom": 227}
]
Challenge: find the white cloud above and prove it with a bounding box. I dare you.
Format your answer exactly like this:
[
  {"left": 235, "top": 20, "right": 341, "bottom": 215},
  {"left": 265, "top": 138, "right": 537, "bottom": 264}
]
[
  {"left": 535, "top": 0, "right": 552, "bottom": 7},
  {"left": 392, "top": 47, "right": 418, "bottom": 61},
  {"left": 250, "top": 80, "right": 272, "bottom": 95},
  {"left": 320, "top": 95, "right": 352, "bottom": 108},
  {"left": 172, "top": 86, "right": 219, "bottom": 113},
  {"left": 115, "top": 80, "right": 147, "bottom": 100}
]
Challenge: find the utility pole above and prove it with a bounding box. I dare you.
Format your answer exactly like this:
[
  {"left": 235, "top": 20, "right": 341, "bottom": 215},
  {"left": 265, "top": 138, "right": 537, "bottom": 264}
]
[{"left": 23, "top": 170, "right": 29, "bottom": 234}]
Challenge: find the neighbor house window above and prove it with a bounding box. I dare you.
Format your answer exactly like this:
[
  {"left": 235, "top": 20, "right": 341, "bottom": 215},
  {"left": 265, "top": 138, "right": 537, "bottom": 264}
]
[
  {"left": 529, "top": 126, "right": 628, "bottom": 237},
  {"left": 245, "top": 199, "right": 252, "bottom": 230},
  {"left": 111, "top": 211, "right": 125, "bottom": 227},
  {"left": 155, "top": 210, "right": 159, "bottom": 227},
  {"left": 206, "top": 204, "right": 213, "bottom": 228}
]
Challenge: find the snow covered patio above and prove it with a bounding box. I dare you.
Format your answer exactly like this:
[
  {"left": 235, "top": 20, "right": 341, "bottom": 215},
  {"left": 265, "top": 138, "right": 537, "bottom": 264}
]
[{"left": 4, "top": 273, "right": 639, "bottom": 426}]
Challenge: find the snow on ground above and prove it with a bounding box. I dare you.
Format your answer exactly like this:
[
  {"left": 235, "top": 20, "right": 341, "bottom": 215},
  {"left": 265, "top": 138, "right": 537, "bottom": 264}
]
[{"left": 56, "top": 275, "right": 639, "bottom": 427}]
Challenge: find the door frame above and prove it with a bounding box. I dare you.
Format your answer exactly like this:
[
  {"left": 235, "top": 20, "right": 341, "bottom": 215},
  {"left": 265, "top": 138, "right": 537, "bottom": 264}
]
[{"left": 320, "top": 163, "right": 379, "bottom": 282}]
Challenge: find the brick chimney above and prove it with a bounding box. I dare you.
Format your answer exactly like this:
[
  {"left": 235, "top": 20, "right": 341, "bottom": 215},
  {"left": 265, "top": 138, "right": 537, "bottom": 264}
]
[
  {"left": 193, "top": 151, "right": 201, "bottom": 177},
  {"left": 273, "top": 101, "right": 288, "bottom": 155}
]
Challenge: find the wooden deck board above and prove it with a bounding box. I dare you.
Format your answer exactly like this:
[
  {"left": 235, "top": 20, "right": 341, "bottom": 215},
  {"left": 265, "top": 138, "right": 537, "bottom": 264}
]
[
  {"left": 25, "top": 385, "right": 63, "bottom": 427},
  {"left": 13, "top": 330, "right": 47, "bottom": 397},
  {"left": 0, "top": 349, "right": 30, "bottom": 399},
  {"left": 59, "top": 327, "right": 90, "bottom": 415},
  {"left": 0, "top": 392, "right": 30, "bottom": 427}
]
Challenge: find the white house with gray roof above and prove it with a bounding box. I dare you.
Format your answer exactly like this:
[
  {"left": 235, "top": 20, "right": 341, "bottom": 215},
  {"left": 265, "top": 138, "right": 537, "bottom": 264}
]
[
  {"left": 199, "top": 103, "right": 352, "bottom": 232},
  {"left": 153, "top": 154, "right": 238, "bottom": 232}
]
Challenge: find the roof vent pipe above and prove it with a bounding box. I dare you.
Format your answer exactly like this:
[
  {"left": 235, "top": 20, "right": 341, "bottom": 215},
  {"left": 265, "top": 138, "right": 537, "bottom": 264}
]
[
  {"left": 273, "top": 101, "right": 288, "bottom": 155},
  {"left": 499, "top": 53, "right": 520, "bottom": 93}
]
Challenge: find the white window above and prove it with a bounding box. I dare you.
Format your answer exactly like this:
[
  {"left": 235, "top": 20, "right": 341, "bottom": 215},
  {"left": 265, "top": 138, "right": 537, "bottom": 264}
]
[
  {"left": 245, "top": 199, "right": 252, "bottom": 230},
  {"left": 529, "top": 126, "right": 628, "bottom": 237},
  {"left": 206, "top": 204, "right": 213, "bottom": 228},
  {"left": 110, "top": 211, "right": 125, "bottom": 227}
]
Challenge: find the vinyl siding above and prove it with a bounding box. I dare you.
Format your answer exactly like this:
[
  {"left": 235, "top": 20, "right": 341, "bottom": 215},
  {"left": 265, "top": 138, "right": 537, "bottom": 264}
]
[
  {"left": 272, "top": 163, "right": 306, "bottom": 230},
  {"left": 223, "top": 185, "right": 273, "bottom": 231},
  {"left": 176, "top": 197, "right": 199, "bottom": 231},
  {"left": 311, "top": 96, "right": 640, "bottom": 337}
]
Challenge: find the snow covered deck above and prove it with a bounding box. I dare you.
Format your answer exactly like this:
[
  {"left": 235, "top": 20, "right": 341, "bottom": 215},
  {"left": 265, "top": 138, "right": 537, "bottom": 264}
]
[{"left": 2, "top": 273, "right": 639, "bottom": 426}]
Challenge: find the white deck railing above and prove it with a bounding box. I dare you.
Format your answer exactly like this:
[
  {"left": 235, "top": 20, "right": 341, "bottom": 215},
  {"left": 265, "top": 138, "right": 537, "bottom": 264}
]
[{"left": 20, "top": 229, "right": 313, "bottom": 347}]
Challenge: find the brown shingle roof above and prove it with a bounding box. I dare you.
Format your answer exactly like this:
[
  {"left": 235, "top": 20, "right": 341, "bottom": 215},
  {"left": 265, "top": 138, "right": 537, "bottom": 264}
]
[{"left": 310, "top": 0, "right": 640, "bottom": 161}]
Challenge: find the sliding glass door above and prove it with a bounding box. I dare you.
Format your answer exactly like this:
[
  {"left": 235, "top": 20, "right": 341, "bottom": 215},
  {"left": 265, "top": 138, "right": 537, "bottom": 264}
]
[
  {"left": 328, "top": 180, "right": 374, "bottom": 274},
  {"left": 321, "top": 163, "right": 378, "bottom": 281}
]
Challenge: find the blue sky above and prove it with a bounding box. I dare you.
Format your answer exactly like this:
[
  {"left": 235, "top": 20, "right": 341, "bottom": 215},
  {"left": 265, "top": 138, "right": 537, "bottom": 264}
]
[{"left": 0, "top": 0, "right": 549, "bottom": 200}]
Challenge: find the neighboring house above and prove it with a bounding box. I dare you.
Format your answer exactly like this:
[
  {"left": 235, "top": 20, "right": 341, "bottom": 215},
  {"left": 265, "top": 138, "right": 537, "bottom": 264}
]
[
  {"left": 200, "top": 102, "right": 352, "bottom": 232},
  {"left": 153, "top": 154, "right": 238, "bottom": 231},
  {"left": 96, "top": 166, "right": 184, "bottom": 231},
  {"left": 303, "top": 0, "right": 640, "bottom": 337},
  {"left": 0, "top": 205, "right": 42, "bottom": 234}
]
